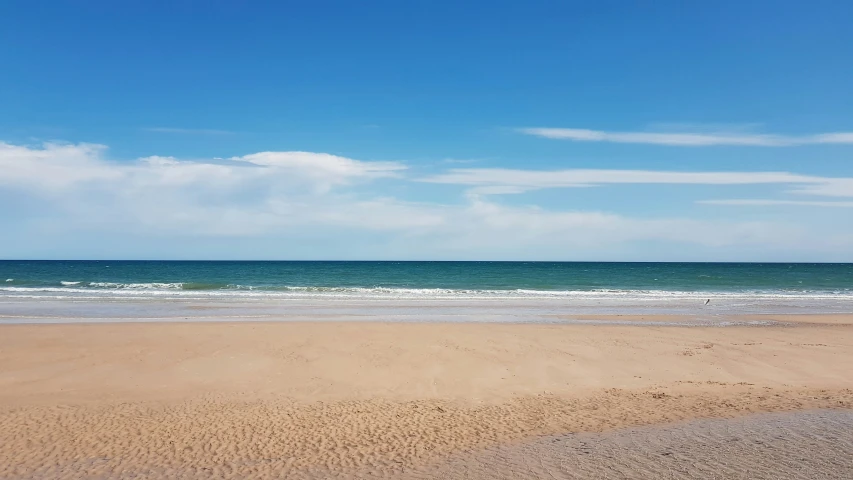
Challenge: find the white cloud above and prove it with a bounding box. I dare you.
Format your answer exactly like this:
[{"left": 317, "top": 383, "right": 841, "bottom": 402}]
[
  {"left": 234, "top": 151, "right": 403, "bottom": 190},
  {"left": 0, "top": 142, "right": 403, "bottom": 192},
  {"left": 812, "top": 133, "right": 853, "bottom": 143},
  {"left": 465, "top": 185, "right": 532, "bottom": 195},
  {"left": 0, "top": 142, "right": 120, "bottom": 190},
  {"left": 518, "top": 127, "right": 853, "bottom": 146},
  {"left": 786, "top": 179, "right": 853, "bottom": 198},
  {"left": 0, "top": 141, "right": 415, "bottom": 235},
  {"left": 1, "top": 141, "right": 852, "bottom": 259},
  {"left": 422, "top": 197, "right": 812, "bottom": 253},
  {"left": 699, "top": 199, "right": 853, "bottom": 208},
  {"left": 644, "top": 122, "right": 765, "bottom": 133},
  {"left": 422, "top": 168, "right": 853, "bottom": 196}
]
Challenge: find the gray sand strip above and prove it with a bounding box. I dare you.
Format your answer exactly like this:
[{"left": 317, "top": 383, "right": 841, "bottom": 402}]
[{"left": 400, "top": 409, "right": 853, "bottom": 479}]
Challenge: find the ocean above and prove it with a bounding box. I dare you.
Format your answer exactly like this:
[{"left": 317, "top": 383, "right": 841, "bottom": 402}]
[{"left": 2, "top": 261, "right": 852, "bottom": 322}]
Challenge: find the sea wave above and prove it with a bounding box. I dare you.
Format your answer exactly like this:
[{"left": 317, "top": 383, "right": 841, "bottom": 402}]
[
  {"left": 87, "top": 282, "right": 185, "bottom": 289},
  {"left": 1, "top": 284, "right": 852, "bottom": 301}
]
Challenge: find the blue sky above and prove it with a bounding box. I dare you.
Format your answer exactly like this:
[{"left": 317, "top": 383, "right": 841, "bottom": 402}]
[{"left": 1, "top": 1, "right": 852, "bottom": 260}]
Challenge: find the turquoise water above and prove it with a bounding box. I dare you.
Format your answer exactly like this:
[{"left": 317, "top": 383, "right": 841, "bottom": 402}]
[
  {"left": 2, "top": 261, "right": 853, "bottom": 321},
  {"left": 2, "top": 261, "right": 852, "bottom": 297}
]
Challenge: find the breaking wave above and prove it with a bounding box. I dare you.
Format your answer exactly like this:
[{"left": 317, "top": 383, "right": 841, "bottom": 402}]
[
  {"left": 0, "top": 283, "right": 852, "bottom": 301},
  {"left": 88, "top": 282, "right": 185, "bottom": 289}
]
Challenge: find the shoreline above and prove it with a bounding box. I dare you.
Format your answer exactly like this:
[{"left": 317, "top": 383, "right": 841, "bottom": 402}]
[
  {"left": 4, "top": 293, "right": 853, "bottom": 323},
  {"left": 2, "top": 312, "right": 852, "bottom": 326}
]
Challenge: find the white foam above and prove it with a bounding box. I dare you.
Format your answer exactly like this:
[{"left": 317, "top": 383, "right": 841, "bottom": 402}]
[
  {"left": 5, "top": 279, "right": 11, "bottom": 282},
  {"left": 2, "top": 287, "right": 78, "bottom": 293},
  {"left": 1, "top": 285, "right": 852, "bottom": 304},
  {"left": 88, "top": 282, "right": 184, "bottom": 289}
]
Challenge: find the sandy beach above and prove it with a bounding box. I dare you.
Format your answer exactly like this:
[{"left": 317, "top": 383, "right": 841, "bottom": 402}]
[{"left": 1, "top": 315, "right": 852, "bottom": 478}]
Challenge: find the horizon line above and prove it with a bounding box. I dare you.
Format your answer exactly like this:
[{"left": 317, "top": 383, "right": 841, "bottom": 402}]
[{"left": 2, "top": 259, "right": 851, "bottom": 264}]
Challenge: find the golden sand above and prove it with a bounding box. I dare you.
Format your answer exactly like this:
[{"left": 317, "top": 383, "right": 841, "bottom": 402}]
[{"left": 1, "top": 316, "right": 851, "bottom": 478}]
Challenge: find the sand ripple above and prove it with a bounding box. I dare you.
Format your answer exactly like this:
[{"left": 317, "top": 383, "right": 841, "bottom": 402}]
[{"left": 1, "top": 389, "right": 851, "bottom": 479}]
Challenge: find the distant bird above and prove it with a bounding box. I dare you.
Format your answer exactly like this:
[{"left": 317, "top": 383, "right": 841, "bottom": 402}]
[{"left": 704, "top": 299, "right": 711, "bottom": 305}]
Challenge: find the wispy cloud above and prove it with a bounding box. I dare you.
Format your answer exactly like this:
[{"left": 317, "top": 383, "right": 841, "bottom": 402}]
[
  {"left": 422, "top": 168, "right": 853, "bottom": 197},
  {"left": 465, "top": 185, "right": 531, "bottom": 195},
  {"left": 143, "top": 127, "right": 236, "bottom": 135},
  {"left": 518, "top": 127, "right": 853, "bottom": 146},
  {"left": 644, "top": 122, "right": 765, "bottom": 133},
  {"left": 0, "top": 141, "right": 404, "bottom": 195},
  {"left": 786, "top": 179, "right": 853, "bottom": 197},
  {"left": 699, "top": 199, "right": 853, "bottom": 208},
  {"left": 440, "top": 158, "right": 482, "bottom": 164}
]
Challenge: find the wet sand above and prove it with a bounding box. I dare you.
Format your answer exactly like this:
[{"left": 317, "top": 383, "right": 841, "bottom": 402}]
[
  {"left": 1, "top": 315, "right": 852, "bottom": 478},
  {"left": 403, "top": 409, "right": 853, "bottom": 479}
]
